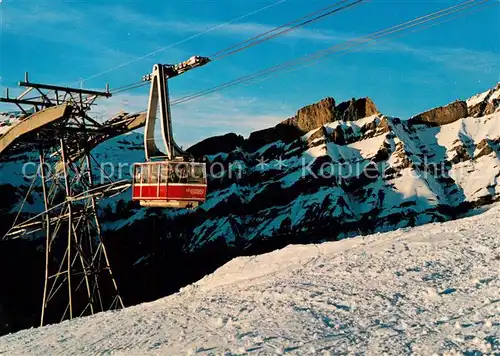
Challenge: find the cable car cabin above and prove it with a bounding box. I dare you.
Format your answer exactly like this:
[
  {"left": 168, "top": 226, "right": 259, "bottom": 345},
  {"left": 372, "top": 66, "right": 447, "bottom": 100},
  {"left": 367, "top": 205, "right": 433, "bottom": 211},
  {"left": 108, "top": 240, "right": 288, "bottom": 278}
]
[{"left": 132, "top": 161, "right": 207, "bottom": 208}]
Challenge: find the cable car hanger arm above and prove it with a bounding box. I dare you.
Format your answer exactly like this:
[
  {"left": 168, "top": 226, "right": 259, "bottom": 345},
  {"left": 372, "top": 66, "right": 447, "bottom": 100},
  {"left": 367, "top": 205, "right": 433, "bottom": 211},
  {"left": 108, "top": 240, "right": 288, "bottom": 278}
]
[{"left": 142, "top": 56, "right": 211, "bottom": 82}]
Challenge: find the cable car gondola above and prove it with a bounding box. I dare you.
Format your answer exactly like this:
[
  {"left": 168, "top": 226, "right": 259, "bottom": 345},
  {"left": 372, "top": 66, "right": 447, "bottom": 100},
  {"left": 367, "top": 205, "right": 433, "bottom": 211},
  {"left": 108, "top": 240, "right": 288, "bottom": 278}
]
[
  {"left": 132, "top": 160, "right": 207, "bottom": 208},
  {"left": 132, "top": 57, "right": 210, "bottom": 208}
]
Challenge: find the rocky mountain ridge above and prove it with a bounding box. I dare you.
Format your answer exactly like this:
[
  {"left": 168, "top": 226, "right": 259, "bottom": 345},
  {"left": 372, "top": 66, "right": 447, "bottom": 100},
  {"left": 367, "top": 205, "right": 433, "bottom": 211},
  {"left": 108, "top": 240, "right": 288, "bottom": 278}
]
[{"left": 189, "top": 96, "right": 380, "bottom": 156}]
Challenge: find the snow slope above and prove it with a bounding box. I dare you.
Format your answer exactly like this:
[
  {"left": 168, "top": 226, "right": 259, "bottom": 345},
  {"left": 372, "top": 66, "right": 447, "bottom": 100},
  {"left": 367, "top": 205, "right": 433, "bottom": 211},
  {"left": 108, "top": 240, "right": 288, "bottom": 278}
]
[
  {"left": 1, "top": 204, "right": 499, "bottom": 355},
  {"left": 466, "top": 89, "right": 491, "bottom": 108}
]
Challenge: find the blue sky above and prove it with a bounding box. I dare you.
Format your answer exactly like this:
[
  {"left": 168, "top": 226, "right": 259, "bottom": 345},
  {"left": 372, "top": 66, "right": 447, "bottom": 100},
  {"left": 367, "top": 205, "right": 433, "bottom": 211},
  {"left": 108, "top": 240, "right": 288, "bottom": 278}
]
[{"left": 0, "top": 0, "right": 499, "bottom": 147}]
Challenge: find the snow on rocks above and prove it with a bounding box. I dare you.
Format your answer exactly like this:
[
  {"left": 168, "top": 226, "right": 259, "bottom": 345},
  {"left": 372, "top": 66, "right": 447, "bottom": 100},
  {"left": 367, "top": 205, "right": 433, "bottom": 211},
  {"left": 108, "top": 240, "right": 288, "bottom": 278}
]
[
  {"left": 466, "top": 89, "right": 492, "bottom": 108},
  {"left": 1, "top": 203, "right": 499, "bottom": 355}
]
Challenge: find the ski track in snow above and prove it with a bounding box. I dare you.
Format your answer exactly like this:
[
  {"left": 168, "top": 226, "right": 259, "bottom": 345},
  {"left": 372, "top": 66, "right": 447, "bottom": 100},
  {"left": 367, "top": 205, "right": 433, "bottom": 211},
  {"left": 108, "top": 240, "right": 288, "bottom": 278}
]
[{"left": 1, "top": 205, "right": 500, "bottom": 355}]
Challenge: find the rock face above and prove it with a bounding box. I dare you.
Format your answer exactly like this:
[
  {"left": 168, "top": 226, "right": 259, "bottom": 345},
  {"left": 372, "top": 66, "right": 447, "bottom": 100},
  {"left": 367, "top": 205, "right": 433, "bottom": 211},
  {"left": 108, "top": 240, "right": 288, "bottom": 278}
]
[
  {"left": 409, "top": 100, "right": 468, "bottom": 126},
  {"left": 293, "top": 97, "right": 336, "bottom": 132},
  {"left": 281, "top": 97, "right": 379, "bottom": 133},
  {"left": 335, "top": 97, "right": 379, "bottom": 121},
  {"left": 1, "top": 83, "right": 500, "bottom": 337}
]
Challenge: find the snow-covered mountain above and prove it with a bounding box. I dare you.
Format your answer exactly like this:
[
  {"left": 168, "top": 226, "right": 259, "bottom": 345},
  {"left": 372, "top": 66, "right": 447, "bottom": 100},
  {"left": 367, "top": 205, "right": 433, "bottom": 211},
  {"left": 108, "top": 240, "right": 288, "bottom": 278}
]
[
  {"left": 1, "top": 202, "right": 499, "bottom": 355},
  {"left": 1, "top": 83, "right": 499, "bottom": 336},
  {"left": 102, "top": 82, "right": 500, "bottom": 251},
  {"left": 2, "top": 84, "right": 499, "bottom": 247}
]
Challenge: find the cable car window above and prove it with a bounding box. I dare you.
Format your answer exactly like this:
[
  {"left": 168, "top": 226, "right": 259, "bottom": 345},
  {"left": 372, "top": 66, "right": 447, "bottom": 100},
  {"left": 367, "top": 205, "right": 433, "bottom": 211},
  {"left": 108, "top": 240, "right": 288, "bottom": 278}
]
[
  {"left": 167, "top": 165, "right": 176, "bottom": 183},
  {"left": 187, "top": 164, "right": 206, "bottom": 184},
  {"left": 151, "top": 164, "right": 159, "bottom": 183},
  {"left": 160, "top": 164, "right": 168, "bottom": 184},
  {"left": 142, "top": 165, "right": 149, "bottom": 184},
  {"left": 134, "top": 165, "right": 142, "bottom": 184},
  {"left": 168, "top": 162, "right": 189, "bottom": 183}
]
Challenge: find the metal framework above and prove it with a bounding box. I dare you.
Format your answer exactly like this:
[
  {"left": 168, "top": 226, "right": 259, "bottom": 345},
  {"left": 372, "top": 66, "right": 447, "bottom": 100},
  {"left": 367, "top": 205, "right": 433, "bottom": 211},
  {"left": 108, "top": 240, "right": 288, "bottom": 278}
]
[{"left": 1, "top": 73, "right": 126, "bottom": 326}]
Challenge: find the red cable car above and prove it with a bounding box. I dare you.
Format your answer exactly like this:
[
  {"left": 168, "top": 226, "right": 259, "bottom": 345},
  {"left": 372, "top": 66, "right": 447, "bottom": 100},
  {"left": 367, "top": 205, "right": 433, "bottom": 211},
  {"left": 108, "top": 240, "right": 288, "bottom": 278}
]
[
  {"left": 132, "top": 161, "right": 207, "bottom": 208},
  {"left": 132, "top": 58, "right": 210, "bottom": 208}
]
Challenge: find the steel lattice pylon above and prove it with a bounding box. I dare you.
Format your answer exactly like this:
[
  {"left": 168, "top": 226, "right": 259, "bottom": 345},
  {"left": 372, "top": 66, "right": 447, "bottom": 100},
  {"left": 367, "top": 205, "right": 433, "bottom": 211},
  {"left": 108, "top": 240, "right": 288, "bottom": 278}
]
[
  {"left": 1, "top": 73, "right": 128, "bottom": 326},
  {"left": 38, "top": 143, "right": 125, "bottom": 325}
]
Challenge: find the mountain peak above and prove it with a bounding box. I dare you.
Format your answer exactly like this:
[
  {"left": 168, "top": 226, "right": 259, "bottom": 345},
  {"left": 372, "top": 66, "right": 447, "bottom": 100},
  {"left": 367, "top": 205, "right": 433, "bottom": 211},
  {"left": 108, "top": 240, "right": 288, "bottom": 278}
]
[
  {"left": 284, "top": 96, "right": 336, "bottom": 132},
  {"left": 281, "top": 96, "right": 380, "bottom": 134},
  {"left": 335, "top": 97, "right": 379, "bottom": 122},
  {"left": 466, "top": 82, "right": 500, "bottom": 118}
]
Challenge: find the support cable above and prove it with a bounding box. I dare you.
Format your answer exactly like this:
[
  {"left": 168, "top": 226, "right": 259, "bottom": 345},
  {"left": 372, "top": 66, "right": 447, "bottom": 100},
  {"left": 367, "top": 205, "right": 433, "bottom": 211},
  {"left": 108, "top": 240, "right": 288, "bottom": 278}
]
[
  {"left": 169, "top": 0, "right": 491, "bottom": 106},
  {"left": 109, "top": 0, "right": 364, "bottom": 95}
]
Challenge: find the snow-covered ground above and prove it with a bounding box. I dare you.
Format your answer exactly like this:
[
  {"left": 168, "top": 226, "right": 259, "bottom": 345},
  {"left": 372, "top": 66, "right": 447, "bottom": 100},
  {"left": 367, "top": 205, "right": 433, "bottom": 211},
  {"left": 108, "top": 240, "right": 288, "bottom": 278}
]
[
  {"left": 0, "top": 113, "right": 23, "bottom": 137},
  {"left": 1, "top": 205, "right": 499, "bottom": 355}
]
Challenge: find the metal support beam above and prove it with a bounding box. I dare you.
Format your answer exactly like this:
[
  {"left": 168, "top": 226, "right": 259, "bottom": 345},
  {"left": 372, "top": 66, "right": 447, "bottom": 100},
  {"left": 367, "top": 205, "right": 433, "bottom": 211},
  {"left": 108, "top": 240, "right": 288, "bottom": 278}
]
[
  {"left": 39, "top": 149, "right": 51, "bottom": 327},
  {"left": 18, "top": 81, "right": 112, "bottom": 98},
  {"left": 0, "top": 97, "right": 53, "bottom": 107}
]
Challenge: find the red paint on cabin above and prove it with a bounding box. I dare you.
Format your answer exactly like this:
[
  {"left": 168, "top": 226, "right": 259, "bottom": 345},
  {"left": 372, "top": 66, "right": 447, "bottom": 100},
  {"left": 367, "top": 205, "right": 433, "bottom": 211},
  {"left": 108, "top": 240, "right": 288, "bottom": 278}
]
[{"left": 132, "top": 161, "right": 207, "bottom": 204}]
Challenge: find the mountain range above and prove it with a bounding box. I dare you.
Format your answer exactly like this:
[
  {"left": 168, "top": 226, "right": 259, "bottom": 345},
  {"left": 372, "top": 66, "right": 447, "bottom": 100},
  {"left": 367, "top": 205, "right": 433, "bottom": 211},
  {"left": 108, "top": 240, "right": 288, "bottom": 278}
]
[{"left": 0, "top": 82, "right": 499, "bottom": 335}]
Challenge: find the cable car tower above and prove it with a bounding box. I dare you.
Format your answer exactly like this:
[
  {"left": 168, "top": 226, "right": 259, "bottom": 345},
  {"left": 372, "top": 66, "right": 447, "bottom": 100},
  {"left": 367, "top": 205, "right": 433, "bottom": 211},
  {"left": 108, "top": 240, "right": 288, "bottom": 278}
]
[
  {"left": 0, "top": 73, "right": 132, "bottom": 326},
  {"left": 132, "top": 56, "right": 210, "bottom": 208}
]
